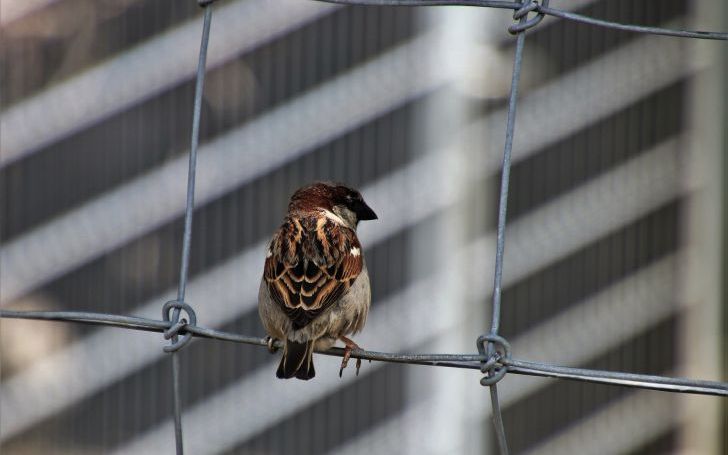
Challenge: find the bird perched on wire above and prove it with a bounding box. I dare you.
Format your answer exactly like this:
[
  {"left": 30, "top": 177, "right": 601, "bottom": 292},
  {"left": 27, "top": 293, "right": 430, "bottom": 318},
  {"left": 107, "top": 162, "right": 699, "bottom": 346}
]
[{"left": 258, "top": 182, "right": 377, "bottom": 380}]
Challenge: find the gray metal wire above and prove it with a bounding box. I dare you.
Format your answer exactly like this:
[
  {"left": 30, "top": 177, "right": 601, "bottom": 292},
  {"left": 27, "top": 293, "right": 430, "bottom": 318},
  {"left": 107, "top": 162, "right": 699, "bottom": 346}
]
[
  {"left": 2, "top": 308, "right": 727, "bottom": 397},
  {"left": 1, "top": 1, "right": 727, "bottom": 454},
  {"left": 482, "top": 0, "right": 534, "bottom": 450},
  {"left": 317, "top": 0, "right": 728, "bottom": 40},
  {"left": 163, "top": 3, "right": 213, "bottom": 454}
]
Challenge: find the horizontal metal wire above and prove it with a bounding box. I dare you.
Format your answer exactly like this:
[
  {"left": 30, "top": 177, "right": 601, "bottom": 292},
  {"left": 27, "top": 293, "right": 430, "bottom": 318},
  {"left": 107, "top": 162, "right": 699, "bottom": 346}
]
[
  {"left": 504, "top": 359, "right": 728, "bottom": 396},
  {"left": 2, "top": 309, "right": 726, "bottom": 397},
  {"left": 315, "top": 0, "right": 728, "bottom": 40}
]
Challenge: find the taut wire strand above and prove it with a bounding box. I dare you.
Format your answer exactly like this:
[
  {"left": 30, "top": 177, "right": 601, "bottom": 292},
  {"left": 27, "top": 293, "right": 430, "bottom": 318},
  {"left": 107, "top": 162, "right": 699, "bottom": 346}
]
[
  {"left": 316, "top": 0, "right": 728, "bottom": 40},
  {"left": 165, "top": 3, "right": 213, "bottom": 454},
  {"left": 3, "top": 308, "right": 727, "bottom": 397},
  {"left": 481, "top": 1, "right": 537, "bottom": 452}
]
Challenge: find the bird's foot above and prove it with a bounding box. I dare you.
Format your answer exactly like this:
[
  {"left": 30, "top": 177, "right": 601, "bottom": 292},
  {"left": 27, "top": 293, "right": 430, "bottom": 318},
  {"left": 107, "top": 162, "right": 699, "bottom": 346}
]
[
  {"left": 339, "top": 336, "right": 362, "bottom": 377},
  {"left": 265, "top": 336, "right": 279, "bottom": 353}
]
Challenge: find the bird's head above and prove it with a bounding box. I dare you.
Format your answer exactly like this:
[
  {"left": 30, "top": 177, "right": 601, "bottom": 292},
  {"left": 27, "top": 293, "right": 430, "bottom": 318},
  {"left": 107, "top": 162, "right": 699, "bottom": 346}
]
[{"left": 288, "top": 182, "right": 378, "bottom": 229}]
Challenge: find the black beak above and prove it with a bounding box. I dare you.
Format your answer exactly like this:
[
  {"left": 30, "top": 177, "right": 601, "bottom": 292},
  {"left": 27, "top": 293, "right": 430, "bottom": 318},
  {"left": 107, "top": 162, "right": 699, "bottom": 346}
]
[{"left": 352, "top": 200, "right": 378, "bottom": 221}]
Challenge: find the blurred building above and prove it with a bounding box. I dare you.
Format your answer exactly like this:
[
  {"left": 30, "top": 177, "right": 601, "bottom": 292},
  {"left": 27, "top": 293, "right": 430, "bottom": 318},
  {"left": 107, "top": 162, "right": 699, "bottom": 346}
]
[{"left": 1, "top": 0, "right": 725, "bottom": 454}]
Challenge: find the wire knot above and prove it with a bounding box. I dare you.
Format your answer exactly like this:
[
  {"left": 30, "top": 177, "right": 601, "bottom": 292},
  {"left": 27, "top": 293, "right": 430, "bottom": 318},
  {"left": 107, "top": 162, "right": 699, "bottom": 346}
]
[
  {"left": 477, "top": 334, "right": 512, "bottom": 386},
  {"left": 508, "top": 0, "right": 548, "bottom": 35},
  {"left": 162, "top": 300, "right": 197, "bottom": 353}
]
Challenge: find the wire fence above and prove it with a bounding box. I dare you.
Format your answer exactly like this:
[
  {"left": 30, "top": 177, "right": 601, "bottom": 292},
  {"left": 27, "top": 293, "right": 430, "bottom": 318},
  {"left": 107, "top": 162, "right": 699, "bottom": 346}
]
[{"left": 1, "top": 1, "right": 726, "bottom": 454}]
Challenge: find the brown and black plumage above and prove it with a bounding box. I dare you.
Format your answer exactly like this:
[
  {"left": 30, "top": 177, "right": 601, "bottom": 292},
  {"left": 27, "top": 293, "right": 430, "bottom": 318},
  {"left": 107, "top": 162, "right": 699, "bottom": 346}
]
[{"left": 258, "top": 182, "right": 377, "bottom": 380}]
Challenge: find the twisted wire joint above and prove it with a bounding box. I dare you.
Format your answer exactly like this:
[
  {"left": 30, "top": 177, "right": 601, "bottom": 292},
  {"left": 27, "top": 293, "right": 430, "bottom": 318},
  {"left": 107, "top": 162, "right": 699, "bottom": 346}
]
[{"left": 162, "top": 300, "right": 198, "bottom": 353}]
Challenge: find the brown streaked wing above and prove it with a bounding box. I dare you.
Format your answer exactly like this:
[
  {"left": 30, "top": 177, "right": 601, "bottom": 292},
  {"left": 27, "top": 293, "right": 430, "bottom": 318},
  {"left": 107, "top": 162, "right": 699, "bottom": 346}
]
[{"left": 264, "top": 216, "right": 363, "bottom": 330}]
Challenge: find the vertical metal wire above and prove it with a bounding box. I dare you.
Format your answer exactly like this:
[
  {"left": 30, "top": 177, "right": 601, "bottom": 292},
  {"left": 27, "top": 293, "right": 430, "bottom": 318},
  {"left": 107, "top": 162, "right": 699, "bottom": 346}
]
[
  {"left": 489, "top": 31, "right": 525, "bottom": 338},
  {"left": 489, "top": 4, "right": 528, "bottom": 339},
  {"left": 487, "top": 4, "right": 529, "bottom": 454},
  {"left": 168, "top": 4, "right": 213, "bottom": 454},
  {"left": 178, "top": 5, "right": 213, "bottom": 304},
  {"left": 171, "top": 352, "right": 185, "bottom": 454}
]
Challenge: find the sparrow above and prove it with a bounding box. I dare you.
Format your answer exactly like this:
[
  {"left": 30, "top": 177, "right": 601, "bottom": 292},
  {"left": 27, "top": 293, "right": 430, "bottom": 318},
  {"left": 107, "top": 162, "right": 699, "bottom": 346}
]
[{"left": 258, "top": 182, "right": 378, "bottom": 380}]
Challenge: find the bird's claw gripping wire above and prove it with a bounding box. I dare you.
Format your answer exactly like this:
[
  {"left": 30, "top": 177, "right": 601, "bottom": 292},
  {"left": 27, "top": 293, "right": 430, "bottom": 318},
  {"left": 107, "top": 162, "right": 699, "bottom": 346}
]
[
  {"left": 339, "top": 336, "right": 363, "bottom": 377},
  {"left": 265, "top": 336, "right": 279, "bottom": 353}
]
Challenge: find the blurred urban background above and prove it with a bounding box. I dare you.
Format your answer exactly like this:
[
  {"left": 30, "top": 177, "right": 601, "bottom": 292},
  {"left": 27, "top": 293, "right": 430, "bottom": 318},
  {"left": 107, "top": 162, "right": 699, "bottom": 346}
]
[{"left": 1, "top": 0, "right": 726, "bottom": 453}]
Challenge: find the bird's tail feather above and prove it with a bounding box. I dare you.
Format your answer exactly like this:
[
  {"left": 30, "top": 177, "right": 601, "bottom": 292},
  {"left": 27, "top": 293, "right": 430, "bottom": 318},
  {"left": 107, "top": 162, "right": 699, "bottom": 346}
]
[{"left": 277, "top": 339, "right": 315, "bottom": 380}]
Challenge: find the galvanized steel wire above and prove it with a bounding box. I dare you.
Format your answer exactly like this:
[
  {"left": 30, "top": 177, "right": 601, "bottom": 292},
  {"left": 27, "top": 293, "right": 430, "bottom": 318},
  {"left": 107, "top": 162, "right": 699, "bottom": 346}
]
[
  {"left": 1, "top": 1, "right": 727, "bottom": 454},
  {"left": 481, "top": 1, "right": 536, "bottom": 450},
  {"left": 2, "top": 308, "right": 727, "bottom": 397},
  {"left": 319, "top": 0, "right": 728, "bottom": 39},
  {"left": 166, "top": 3, "right": 212, "bottom": 453}
]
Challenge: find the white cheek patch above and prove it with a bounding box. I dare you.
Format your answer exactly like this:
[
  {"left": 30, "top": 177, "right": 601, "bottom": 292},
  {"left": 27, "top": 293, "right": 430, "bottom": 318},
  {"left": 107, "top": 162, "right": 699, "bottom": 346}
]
[
  {"left": 266, "top": 248, "right": 272, "bottom": 258},
  {"left": 350, "top": 247, "right": 361, "bottom": 257},
  {"left": 323, "top": 209, "right": 346, "bottom": 226}
]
